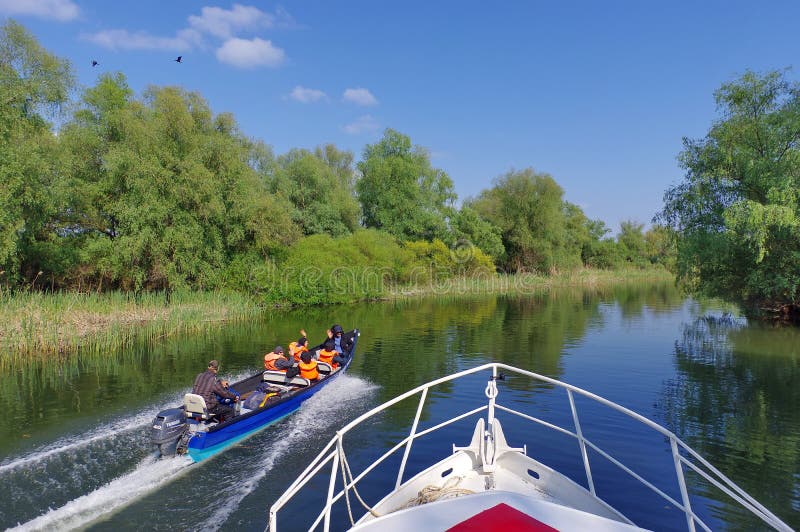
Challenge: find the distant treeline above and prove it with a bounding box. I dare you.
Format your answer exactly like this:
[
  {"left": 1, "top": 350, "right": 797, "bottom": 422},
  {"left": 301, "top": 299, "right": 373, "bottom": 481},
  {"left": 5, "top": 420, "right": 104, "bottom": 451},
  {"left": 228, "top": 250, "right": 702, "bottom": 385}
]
[{"left": 1, "top": 20, "right": 672, "bottom": 302}]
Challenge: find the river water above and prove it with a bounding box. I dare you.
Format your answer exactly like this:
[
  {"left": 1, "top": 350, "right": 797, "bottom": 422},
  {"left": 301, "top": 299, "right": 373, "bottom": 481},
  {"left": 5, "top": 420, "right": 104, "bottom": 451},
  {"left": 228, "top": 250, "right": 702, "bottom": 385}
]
[{"left": 0, "top": 282, "right": 797, "bottom": 531}]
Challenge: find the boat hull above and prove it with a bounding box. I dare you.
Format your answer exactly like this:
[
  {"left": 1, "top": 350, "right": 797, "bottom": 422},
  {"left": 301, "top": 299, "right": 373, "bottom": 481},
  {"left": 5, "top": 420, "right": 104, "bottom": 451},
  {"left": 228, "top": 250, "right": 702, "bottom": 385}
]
[
  {"left": 180, "top": 330, "right": 358, "bottom": 462},
  {"left": 186, "top": 368, "right": 347, "bottom": 462}
]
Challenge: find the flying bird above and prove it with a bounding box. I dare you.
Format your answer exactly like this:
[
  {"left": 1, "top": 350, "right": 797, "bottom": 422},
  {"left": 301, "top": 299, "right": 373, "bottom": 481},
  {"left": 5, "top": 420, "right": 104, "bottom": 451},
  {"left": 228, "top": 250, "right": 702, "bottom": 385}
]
[
  {"left": 91, "top": 60, "right": 98, "bottom": 67},
  {"left": 174, "top": 56, "right": 182, "bottom": 63}
]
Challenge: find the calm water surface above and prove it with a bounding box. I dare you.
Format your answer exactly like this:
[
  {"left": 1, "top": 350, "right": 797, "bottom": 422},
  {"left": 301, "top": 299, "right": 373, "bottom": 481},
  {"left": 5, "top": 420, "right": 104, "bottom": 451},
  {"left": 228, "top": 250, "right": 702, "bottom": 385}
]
[{"left": 1, "top": 282, "right": 798, "bottom": 530}]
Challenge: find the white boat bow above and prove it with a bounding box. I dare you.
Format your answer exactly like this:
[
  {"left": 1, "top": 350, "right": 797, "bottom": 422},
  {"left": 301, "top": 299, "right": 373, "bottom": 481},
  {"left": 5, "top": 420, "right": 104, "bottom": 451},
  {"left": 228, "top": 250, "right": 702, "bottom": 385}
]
[{"left": 269, "top": 363, "right": 791, "bottom": 531}]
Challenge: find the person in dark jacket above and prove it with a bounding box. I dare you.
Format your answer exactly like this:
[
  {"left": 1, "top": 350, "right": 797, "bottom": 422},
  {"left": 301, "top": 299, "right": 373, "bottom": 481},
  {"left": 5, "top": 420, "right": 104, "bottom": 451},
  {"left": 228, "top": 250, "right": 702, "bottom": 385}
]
[
  {"left": 192, "top": 360, "right": 238, "bottom": 421},
  {"left": 326, "top": 324, "right": 353, "bottom": 355}
]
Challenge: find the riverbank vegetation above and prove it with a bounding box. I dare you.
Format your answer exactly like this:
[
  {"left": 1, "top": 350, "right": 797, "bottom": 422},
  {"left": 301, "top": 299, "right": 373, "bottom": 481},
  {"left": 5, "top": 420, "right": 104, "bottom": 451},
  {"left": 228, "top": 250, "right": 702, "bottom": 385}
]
[
  {"left": 658, "top": 69, "right": 800, "bottom": 319},
  {"left": 1, "top": 20, "right": 671, "bottom": 289},
  {"left": 0, "top": 290, "right": 262, "bottom": 359},
  {"left": 0, "top": 269, "right": 672, "bottom": 359},
  {"left": 1, "top": 21, "right": 679, "bottom": 356}
]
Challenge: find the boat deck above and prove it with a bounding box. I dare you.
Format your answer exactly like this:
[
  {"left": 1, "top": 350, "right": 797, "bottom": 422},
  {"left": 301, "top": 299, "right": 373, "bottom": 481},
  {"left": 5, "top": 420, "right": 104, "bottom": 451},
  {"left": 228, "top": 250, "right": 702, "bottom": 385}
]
[
  {"left": 352, "top": 443, "right": 643, "bottom": 531},
  {"left": 352, "top": 491, "right": 646, "bottom": 531}
]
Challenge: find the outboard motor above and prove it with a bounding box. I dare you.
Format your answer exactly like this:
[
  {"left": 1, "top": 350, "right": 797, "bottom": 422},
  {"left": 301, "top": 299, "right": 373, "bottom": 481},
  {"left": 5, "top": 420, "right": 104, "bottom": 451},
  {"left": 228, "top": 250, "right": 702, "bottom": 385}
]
[{"left": 151, "top": 407, "right": 187, "bottom": 457}]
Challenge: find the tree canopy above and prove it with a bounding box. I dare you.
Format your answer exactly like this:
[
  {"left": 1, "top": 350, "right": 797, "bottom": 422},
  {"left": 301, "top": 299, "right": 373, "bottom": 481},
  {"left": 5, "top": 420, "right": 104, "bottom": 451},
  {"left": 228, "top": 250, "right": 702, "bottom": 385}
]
[
  {"left": 0, "top": 20, "right": 671, "bottom": 297},
  {"left": 471, "top": 169, "right": 574, "bottom": 272},
  {"left": 45, "top": 72, "right": 301, "bottom": 290},
  {"left": 659, "top": 69, "right": 800, "bottom": 315},
  {"left": 357, "top": 129, "right": 456, "bottom": 241},
  {"left": 270, "top": 145, "right": 360, "bottom": 237},
  {"left": 0, "top": 20, "right": 73, "bottom": 280}
]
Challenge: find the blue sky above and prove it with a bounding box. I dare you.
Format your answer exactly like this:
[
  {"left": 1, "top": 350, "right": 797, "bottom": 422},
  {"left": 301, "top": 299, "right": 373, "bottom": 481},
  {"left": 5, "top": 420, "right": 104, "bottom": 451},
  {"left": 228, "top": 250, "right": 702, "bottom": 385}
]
[{"left": 3, "top": 1, "right": 800, "bottom": 232}]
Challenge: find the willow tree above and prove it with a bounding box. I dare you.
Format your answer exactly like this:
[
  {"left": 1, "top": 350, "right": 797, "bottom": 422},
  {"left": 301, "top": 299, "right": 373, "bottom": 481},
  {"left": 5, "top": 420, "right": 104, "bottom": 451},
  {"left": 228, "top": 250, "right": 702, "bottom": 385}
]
[
  {"left": 659, "top": 70, "right": 800, "bottom": 316},
  {"left": 471, "top": 168, "right": 577, "bottom": 272},
  {"left": 0, "top": 20, "right": 73, "bottom": 281},
  {"left": 356, "top": 129, "right": 455, "bottom": 241},
  {"left": 449, "top": 205, "right": 505, "bottom": 261},
  {"left": 58, "top": 75, "right": 299, "bottom": 290},
  {"left": 271, "top": 145, "right": 360, "bottom": 237}
]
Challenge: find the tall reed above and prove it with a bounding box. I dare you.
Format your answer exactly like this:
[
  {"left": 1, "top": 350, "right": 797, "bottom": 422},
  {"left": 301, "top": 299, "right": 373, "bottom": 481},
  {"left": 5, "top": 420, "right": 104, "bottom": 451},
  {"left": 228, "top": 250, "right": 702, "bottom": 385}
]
[
  {"left": 388, "top": 268, "right": 674, "bottom": 298},
  {"left": 0, "top": 269, "right": 674, "bottom": 362},
  {"left": 0, "top": 289, "right": 263, "bottom": 362}
]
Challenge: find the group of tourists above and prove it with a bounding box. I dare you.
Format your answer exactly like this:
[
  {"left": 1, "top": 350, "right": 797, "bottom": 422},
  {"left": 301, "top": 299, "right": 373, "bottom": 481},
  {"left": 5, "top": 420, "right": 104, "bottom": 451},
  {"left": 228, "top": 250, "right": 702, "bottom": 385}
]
[
  {"left": 263, "top": 325, "right": 351, "bottom": 380},
  {"left": 190, "top": 325, "right": 352, "bottom": 421}
]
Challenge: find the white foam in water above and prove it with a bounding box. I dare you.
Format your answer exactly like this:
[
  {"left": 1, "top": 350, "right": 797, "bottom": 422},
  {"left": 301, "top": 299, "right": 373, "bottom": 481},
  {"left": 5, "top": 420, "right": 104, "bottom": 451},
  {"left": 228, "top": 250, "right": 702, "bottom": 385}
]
[
  {"left": 0, "top": 392, "right": 182, "bottom": 474},
  {"left": 0, "top": 370, "right": 253, "bottom": 474},
  {"left": 201, "top": 374, "right": 379, "bottom": 530},
  {"left": 8, "top": 372, "right": 376, "bottom": 532},
  {"left": 10, "top": 455, "right": 192, "bottom": 532}
]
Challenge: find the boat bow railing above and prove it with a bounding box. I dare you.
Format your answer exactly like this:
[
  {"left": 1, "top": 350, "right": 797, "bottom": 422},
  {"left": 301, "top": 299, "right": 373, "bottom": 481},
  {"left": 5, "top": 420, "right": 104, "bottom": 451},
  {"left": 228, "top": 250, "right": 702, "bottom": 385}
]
[{"left": 268, "top": 363, "right": 791, "bottom": 532}]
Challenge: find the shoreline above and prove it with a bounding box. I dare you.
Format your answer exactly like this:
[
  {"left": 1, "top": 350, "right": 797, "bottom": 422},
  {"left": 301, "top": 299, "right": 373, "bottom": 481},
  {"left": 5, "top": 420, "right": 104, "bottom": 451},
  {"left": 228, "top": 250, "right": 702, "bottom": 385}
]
[{"left": 0, "top": 268, "right": 673, "bottom": 361}]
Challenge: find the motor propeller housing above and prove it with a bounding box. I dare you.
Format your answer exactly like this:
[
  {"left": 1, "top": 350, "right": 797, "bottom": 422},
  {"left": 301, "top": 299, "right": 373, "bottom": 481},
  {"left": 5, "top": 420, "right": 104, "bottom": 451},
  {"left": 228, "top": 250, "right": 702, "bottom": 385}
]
[{"left": 151, "top": 407, "right": 187, "bottom": 456}]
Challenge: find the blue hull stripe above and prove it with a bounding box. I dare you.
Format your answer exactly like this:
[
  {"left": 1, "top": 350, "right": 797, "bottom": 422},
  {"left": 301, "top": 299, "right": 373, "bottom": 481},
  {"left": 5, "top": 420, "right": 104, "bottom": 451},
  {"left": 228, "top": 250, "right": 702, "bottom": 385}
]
[{"left": 186, "top": 346, "right": 354, "bottom": 462}]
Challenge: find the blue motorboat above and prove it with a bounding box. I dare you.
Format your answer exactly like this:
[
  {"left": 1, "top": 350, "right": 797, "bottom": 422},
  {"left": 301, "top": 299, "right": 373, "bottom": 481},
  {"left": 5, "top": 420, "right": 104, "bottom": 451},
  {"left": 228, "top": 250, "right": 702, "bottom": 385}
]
[{"left": 150, "top": 329, "right": 359, "bottom": 462}]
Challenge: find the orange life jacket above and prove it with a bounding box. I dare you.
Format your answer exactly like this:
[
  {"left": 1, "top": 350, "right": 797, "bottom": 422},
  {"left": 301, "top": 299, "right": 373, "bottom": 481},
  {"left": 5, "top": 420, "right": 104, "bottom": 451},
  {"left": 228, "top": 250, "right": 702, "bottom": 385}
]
[
  {"left": 290, "top": 342, "right": 308, "bottom": 362},
  {"left": 298, "top": 359, "right": 319, "bottom": 380},
  {"left": 317, "top": 349, "right": 339, "bottom": 368},
  {"left": 264, "top": 352, "right": 285, "bottom": 371}
]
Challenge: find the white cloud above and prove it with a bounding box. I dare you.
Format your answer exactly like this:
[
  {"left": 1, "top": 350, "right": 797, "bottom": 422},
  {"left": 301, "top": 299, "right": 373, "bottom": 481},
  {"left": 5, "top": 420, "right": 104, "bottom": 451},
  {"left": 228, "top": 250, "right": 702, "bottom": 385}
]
[
  {"left": 188, "top": 4, "right": 273, "bottom": 39},
  {"left": 216, "top": 37, "right": 285, "bottom": 69},
  {"left": 82, "top": 29, "right": 193, "bottom": 51},
  {"left": 289, "top": 86, "right": 327, "bottom": 103},
  {"left": 343, "top": 87, "right": 378, "bottom": 107},
  {"left": 0, "top": 0, "right": 78, "bottom": 21},
  {"left": 343, "top": 115, "right": 379, "bottom": 135},
  {"left": 81, "top": 5, "right": 293, "bottom": 68}
]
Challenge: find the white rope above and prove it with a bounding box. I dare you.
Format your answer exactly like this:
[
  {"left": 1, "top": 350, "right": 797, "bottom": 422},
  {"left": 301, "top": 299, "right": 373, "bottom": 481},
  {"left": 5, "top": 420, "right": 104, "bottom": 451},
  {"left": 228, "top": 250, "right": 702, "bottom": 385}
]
[
  {"left": 400, "top": 475, "right": 475, "bottom": 509},
  {"left": 335, "top": 443, "right": 475, "bottom": 526},
  {"left": 338, "top": 442, "right": 382, "bottom": 524}
]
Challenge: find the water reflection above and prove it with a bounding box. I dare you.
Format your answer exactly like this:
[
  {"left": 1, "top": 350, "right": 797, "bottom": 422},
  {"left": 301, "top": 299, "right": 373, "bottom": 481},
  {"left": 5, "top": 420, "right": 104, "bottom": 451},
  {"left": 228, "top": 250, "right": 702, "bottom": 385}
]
[
  {"left": 0, "top": 280, "right": 796, "bottom": 530},
  {"left": 657, "top": 314, "right": 800, "bottom": 529}
]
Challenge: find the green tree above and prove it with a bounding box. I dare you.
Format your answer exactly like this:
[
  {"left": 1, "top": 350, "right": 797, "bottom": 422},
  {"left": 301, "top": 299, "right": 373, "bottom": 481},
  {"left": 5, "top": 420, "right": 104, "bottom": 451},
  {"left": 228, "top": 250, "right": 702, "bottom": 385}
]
[
  {"left": 356, "top": 129, "right": 455, "bottom": 241},
  {"left": 449, "top": 205, "right": 504, "bottom": 261},
  {"left": 58, "top": 77, "right": 299, "bottom": 290},
  {"left": 617, "top": 220, "right": 647, "bottom": 265},
  {"left": 644, "top": 224, "right": 676, "bottom": 269},
  {"left": 659, "top": 70, "right": 800, "bottom": 315},
  {"left": 271, "top": 145, "right": 360, "bottom": 237},
  {"left": 471, "top": 168, "right": 577, "bottom": 272},
  {"left": 562, "top": 202, "right": 591, "bottom": 270},
  {"left": 581, "top": 219, "right": 620, "bottom": 269},
  {"left": 0, "top": 20, "right": 73, "bottom": 281}
]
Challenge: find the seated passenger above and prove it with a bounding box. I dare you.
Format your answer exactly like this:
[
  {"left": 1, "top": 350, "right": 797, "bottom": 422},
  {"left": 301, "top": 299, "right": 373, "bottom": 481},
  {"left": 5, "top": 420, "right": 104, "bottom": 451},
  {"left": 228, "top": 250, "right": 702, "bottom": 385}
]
[
  {"left": 298, "top": 350, "right": 319, "bottom": 381},
  {"left": 317, "top": 339, "right": 346, "bottom": 369},
  {"left": 289, "top": 330, "right": 309, "bottom": 362},
  {"left": 264, "top": 345, "right": 293, "bottom": 372},
  {"left": 192, "top": 359, "right": 238, "bottom": 421},
  {"left": 216, "top": 378, "right": 240, "bottom": 406}
]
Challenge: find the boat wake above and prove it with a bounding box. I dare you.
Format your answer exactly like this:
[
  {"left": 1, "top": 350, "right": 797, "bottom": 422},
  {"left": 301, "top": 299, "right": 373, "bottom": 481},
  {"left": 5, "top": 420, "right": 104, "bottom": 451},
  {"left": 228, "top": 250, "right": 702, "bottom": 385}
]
[
  {"left": 202, "top": 374, "right": 379, "bottom": 530},
  {"left": 5, "top": 372, "right": 377, "bottom": 531},
  {"left": 8, "top": 455, "right": 192, "bottom": 532},
  {"left": 2, "top": 371, "right": 254, "bottom": 531},
  {"left": 0, "top": 392, "right": 183, "bottom": 475}
]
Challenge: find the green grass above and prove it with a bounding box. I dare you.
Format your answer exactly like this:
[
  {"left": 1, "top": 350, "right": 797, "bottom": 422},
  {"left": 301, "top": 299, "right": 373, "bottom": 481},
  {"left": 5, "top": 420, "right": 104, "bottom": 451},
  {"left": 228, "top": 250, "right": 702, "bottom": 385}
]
[
  {"left": 388, "top": 267, "right": 674, "bottom": 298},
  {"left": 0, "top": 268, "right": 674, "bottom": 362},
  {"left": 0, "top": 289, "right": 263, "bottom": 363}
]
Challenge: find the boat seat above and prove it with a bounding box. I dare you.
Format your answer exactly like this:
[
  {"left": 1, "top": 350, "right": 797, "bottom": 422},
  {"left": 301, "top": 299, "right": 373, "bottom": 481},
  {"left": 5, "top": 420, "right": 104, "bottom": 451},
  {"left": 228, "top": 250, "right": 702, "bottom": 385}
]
[
  {"left": 317, "top": 361, "right": 333, "bottom": 375},
  {"left": 184, "top": 393, "right": 214, "bottom": 420},
  {"left": 263, "top": 370, "right": 311, "bottom": 387}
]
